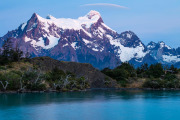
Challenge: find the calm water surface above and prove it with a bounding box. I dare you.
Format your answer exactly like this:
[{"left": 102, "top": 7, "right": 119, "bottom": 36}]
[{"left": 0, "top": 90, "right": 180, "bottom": 120}]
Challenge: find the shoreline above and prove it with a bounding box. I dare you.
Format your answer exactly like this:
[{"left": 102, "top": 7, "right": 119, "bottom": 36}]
[{"left": 1, "top": 88, "right": 180, "bottom": 94}]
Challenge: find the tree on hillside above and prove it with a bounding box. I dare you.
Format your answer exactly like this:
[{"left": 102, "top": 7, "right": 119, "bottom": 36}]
[
  {"left": 12, "top": 45, "right": 23, "bottom": 62},
  {"left": 0, "top": 38, "right": 24, "bottom": 64},
  {"left": 0, "top": 66, "right": 9, "bottom": 91},
  {"left": 169, "top": 65, "right": 178, "bottom": 74},
  {"left": 117, "top": 62, "right": 136, "bottom": 77},
  {"left": 136, "top": 63, "right": 149, "bottom": 78},
  {"left": 148, "top": 63, "right": 164, "bottom": 78},
  {"left": 0, "top": 38, "right": 13, "bottom": 64}
]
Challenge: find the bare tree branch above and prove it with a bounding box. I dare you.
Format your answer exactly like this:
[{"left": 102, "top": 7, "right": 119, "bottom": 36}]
[{"left": 0, "top": 81, "right": 9, "bottom": 90}]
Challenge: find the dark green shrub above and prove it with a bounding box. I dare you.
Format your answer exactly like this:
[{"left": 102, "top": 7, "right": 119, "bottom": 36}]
[
  {"left": 27, "top": 83, "right": 46, "bottom": 91},
  {"left": 46, "top": 67, "right": 65, "bottom": 81},
  {"left": 148, "top": 63, "right": 164, "bottom": 78},
  {"left": 143, "top": 78, "right": 162, "bottom": 88},
  {"left": 104, "top": 77, "right": 111, "bottom": 86}
]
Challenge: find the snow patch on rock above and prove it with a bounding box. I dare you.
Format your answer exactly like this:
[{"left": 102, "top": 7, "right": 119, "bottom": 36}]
[
  {"left": 163, "top": 55, "right": 180, "bottom": 63},
  {"left": 25, "top": 36, "right": 59, "bottom": 49},
  {"left": 127, "top": 33, "right": 132, "bottom": 39},
  {"left": 71, "top": 42, "right": 80, "bottom": 50},
  {"left": 92, "top": 48, "right": 99, "bottom": 51},
  {"left": 109, "top": 38, "right": 148, "bottom": 62},
  {"left": 63, "top": 43, "right": 69, "bottom": 47},
  {"left": 83, "top": 39, "right": 92, "bottom": 44},
  {"left": 21, "top": 23, "right": 27, "bottom": 31}
]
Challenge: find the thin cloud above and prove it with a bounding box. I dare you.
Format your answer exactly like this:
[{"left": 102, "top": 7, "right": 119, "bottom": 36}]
[{"left": 81, "top": 3, "right": 128, "bottom": 9}]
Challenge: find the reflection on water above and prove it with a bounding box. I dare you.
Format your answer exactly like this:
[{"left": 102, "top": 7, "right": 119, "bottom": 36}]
[{"left": 0, "top": 90, "right": 180, "bottom": 120}]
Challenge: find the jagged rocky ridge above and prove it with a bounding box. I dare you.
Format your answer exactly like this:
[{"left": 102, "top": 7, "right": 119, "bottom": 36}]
[{"left": 0, "top": 10, "right": 180, "bottom": 69}]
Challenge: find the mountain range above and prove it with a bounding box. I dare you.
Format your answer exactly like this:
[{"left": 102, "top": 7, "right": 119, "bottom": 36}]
[{"left": 0, "top": 10, "right": 180, "bottom": 69}]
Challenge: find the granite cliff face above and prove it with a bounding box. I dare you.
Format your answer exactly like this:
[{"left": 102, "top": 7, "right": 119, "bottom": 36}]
[{"left": 0, "top": 10, "right": 179, "bottom": 69}]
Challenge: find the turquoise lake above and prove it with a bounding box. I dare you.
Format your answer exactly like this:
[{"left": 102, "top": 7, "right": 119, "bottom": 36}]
[{"left": 0, "top": 90, "right": 180, "bottom": 120}]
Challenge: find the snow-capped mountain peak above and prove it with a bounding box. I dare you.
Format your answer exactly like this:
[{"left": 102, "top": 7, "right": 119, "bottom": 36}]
[
  {"left": 25, "top": 11, "right": 104, "bottom": 32},
  {"left": 147, "top": 41, "right": 157, "bottom": 49},
  {"left": 31, "top": 13, "right": 39, "bottom": 18},
  {"left": 147, "top": 41, "right": 172, "bottom": 50},
  {"left": 0, "top": 10, "right": 179, "bottom": 69},
  {"left": 86, "top": 10, "right": 101, "bottom": 19},
  {"left": 120, "top": 31, "right": 136, "bottom": 39},
  {"left": 158, "top": 41, "right": 172, "bottom": 49},
  {"left": 46, "top": 14, "right": 56, "bottom": 20}
]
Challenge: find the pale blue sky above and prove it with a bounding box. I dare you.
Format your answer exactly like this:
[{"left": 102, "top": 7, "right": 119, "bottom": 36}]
[{"left": 0, "top": 0, "right": 180, "bottom": 48}]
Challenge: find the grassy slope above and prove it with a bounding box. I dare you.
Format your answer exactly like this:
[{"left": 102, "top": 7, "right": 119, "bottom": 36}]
[
  {"left": 0, "top": 57, "right": 117, "bottom": 90},
  {"left": 0, "top": 62, "right": 33, "bottom": 73}
]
